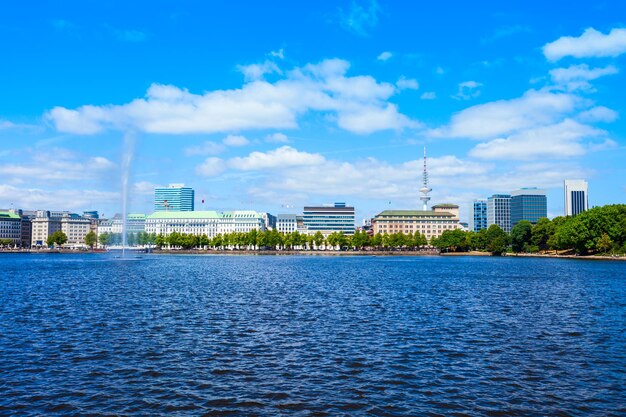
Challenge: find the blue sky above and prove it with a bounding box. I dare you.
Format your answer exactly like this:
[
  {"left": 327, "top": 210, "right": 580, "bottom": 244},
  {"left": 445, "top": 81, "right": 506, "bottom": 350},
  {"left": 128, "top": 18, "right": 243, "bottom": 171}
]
[{"left": 1, "top": 0, "right": 625, "bottom": 222}]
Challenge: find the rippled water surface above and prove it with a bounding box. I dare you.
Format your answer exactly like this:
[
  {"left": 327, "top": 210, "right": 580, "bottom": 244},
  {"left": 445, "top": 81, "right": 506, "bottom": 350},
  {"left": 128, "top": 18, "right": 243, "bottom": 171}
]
[{"left": 1, "top": 254, "right": 625, "bottom": 416}]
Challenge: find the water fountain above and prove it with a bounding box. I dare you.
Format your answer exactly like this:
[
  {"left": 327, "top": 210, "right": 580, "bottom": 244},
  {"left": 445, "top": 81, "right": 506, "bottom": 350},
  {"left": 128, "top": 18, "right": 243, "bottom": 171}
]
[{"left": 120, "top": 133, "right": 135, "bottom": 258}]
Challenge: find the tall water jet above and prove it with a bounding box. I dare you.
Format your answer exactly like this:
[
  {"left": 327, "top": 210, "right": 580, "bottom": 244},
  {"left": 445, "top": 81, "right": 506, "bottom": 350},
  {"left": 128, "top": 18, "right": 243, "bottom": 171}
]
[{"left": 121, "top": 133, "right": 135, "bottom": 258}]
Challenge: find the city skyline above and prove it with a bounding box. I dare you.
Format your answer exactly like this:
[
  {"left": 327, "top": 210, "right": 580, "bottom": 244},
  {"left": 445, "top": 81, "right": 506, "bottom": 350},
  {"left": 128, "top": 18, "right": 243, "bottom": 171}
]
[{"left": 1, "top": 1, "right": 625, "bottom": 223}]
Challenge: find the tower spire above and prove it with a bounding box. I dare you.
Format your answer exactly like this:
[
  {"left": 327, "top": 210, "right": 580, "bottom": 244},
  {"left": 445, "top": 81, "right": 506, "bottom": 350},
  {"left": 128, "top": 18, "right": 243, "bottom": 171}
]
[{"left": 419, "top": 146, "right": 432, "bottom": 211}]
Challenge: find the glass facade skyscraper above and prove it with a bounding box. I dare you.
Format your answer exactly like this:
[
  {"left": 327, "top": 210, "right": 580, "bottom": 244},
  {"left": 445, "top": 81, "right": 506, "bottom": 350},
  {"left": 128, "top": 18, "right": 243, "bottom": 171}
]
[
  {"left": 154, "top": 184, "right": 195, "bottom": 212},
  {"left": 511, "top": 188, "right": 547, "bottom": 227},
  {"left": 469, "top": 199, "right": 488, "bottom": 232},
  {"left": 487, "top": 194, "right": 511, "bottom": 233},
  {"left": 303, "top": 202, "right": 355, "bottom": 235}
]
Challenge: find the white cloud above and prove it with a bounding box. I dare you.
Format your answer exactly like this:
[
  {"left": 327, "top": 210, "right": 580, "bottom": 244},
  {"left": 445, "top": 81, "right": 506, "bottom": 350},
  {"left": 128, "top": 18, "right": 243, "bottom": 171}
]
[
  {"left": 420, "top": 91, "right": 437, "bottom": 100},
  {"left": 469, "top": 119, "right": 605, "bottom": 160},
  {"left": 184, "top": 141, "right": 224, "bottom": 156},
  {"left": 0, "top": 184, "right": 118, "bottom": 211},
  {"left": 549, "top": 64, "right": 618, "bottom": 91},
  {"left": 396, "top": 77, "right": 419, "bottom": 90},
  {"left": 337, "top": 103, "right": 420, "bottom": 134},
  {"left": 237, "top": 60, "right": 282, "bottom": 81},
  {"left": 115, "top": 29, "right": 147, "bottom": 42},
  {"left": 269, "top": 48, "right": 285, "bottom": 59},
  {"left": 577, "top": 106, "right": 619, "bottom": 123},
  {"left": 0, "top": 149, "right": 115, "bottom": 181},
  {"left": 452, "top": 81, "right": 482, "bottom": 100},
  {"left": 543, "top": 27, "right": 626, "bottom": 61},
  {"left": 222, "top": 134, "right": 250, "bottom": 147},
  {"left": 377, "top": 51, "right": 392, "bottom": 61},
  {"left": 132, "top": 181, "right": 159, "bottom": 195},
  {"left": 265, "top": 132, "right": 289, "bottom": 143},
  {"left": 195, "top": 157, "right": 227, "bottom": 177},
  {"left": 433, "top": 88, "right": 581, "bottom": 140},
  {"left": 47, "top": 58, "right": 418, "bottom": 136},
  {"left": 228, "top": 146, "right": 325, "bottom": 171}
]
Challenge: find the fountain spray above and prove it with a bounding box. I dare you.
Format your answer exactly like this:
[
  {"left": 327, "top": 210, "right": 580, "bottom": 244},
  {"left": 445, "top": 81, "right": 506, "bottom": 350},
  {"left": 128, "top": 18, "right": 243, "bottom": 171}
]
[{"left": 121, "top": 133, "right": 135, "bottom": 258}]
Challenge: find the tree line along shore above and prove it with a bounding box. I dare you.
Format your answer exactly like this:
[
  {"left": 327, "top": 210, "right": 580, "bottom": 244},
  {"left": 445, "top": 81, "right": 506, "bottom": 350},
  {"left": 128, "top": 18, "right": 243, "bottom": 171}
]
[{"left": 5, "top": 204, "right": 624, "bottom": 258}]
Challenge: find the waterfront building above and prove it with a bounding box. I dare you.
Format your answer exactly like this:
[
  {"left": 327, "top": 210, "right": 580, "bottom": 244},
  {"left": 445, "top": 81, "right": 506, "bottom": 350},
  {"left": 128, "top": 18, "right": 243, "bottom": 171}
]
[
  {"left": 487, "top": 194, "right": 511, "bottom": 233},
  {"left": 97, "top": 213, "right": 147, "bottom": 235},
  {"left": 511, "top": 188, "right": 547, "bottom": 227},
  {"left": 372, "top": 206, "right": 461, "bottom": 241},
  {"left": 145, "top": 210, "right": 265, "bottom": 238},
  {"left": 61, "top": 213, "right": 91, "bottom": 246},
  {"left": 0, "top": 211, "right": 22, "bottom": 245},
  {"left": 469, "top": 199, "right": 488, "bottom": 232},
  {"left": 219, "top": 211, "right": 266, "bottom": 234},
  {"left": 31, "top": 211, "right": 62, "bottom": 247},
  {"left": 260, "top": 213, "right": 277, "bottom": 231},
  {"left": 154, "top": 184, "right": 194, "bottom": 212},
  {"left": 276, "top": 214, "right": 298, "bottom": 234},
  {"left": 564, "top": 179, "right": 589, "bottom": 216},
  {"left": 303, "top": 203, "right": 355, "bottom": 235}
]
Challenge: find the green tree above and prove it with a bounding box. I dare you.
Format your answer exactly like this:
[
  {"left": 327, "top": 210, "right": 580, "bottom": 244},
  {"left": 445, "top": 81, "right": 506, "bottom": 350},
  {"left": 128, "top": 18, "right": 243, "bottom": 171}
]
[
  {"left": 47, "top": 230, "right": 68, "bottom": 248},
  {"left": 485, "top": 224, "right": 510, "bottom": 256},
  {"left": 313, "top": 231, "right": 325, "bottom": 250},
  {"left": 431, "top": 229, "right": 468, "bottom": 252},
  {"left": 98, "top": 232, "right": 111, "bottom": 248},
  {"left": 84, "top": 231, "right": 97, "bottom": 249},
  {"left": 351, "top": 230, "right": 370, "bottom": 249},
  {"left": 596, "top": 232, "right": 612, "bottom": 254},
  {"left": 531, "top": 217, "right": 553, "bottom": 251},
  {"left": 510, "top": 220, "right": 533, "bottom": 253}
]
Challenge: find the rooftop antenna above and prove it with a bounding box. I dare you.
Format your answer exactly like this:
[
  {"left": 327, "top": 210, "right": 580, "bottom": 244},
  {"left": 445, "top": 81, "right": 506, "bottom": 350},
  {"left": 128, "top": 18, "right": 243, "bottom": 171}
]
[{"left": 419, "top": 146, "right": 432, "bottom": 211}]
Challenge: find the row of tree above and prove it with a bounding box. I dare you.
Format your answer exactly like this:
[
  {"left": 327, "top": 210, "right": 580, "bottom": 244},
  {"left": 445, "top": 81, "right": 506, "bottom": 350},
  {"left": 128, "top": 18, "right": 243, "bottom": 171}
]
[
  {"left": 98, "top": 229, "right": 431, "bottom": 251},
  {"left": 431, "top": 204, "right": 626, "bottom": 255}
]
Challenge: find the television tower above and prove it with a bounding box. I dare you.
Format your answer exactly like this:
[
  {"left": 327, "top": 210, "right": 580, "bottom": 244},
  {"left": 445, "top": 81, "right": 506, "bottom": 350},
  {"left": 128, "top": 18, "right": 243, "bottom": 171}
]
[{"left": 419, "top": 146, "right": 432, "bottom": 211}]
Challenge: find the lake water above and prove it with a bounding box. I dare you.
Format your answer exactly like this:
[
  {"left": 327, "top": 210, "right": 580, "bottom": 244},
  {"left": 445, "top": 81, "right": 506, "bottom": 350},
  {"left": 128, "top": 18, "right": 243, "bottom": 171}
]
[{"left": 1, "top": 254, "right": 625, "bottom": 416}]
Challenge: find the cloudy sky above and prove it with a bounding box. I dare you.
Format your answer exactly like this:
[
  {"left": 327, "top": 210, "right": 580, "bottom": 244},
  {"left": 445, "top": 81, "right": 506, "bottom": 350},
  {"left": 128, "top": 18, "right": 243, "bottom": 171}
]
[{"left": 1, "top": 1, "right": 625, "bottom": 222}]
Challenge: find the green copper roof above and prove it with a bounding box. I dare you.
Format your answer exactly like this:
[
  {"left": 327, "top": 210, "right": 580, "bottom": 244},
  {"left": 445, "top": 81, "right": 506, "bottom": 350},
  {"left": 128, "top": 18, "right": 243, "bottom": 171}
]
[
  {"left": 147, "top": 211, "right": 221, "bottom": 219},
  {"left": 0, "top": 211, "right": 20, "bottom": 220},
  {"left": 432, "top": 204, "right": 459, "bottom": 208},
  {"left": 127, "top": 213, "right": 146, "bottom": 219},
  {"left": 375, "top": 210, "right": 454, "bottom": 217}
]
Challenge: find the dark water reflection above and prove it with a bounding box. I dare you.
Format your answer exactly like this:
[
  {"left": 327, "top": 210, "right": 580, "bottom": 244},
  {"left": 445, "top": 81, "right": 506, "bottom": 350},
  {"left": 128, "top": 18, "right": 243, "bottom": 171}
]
[{"left": 1, "top": 254, "right": 625, "bottom": 415}]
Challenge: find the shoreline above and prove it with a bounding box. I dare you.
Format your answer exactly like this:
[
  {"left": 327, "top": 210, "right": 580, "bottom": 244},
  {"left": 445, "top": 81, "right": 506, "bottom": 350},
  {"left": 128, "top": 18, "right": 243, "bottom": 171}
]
[{"left": 1, "top": 249, "right": 625, "bottom": 261}]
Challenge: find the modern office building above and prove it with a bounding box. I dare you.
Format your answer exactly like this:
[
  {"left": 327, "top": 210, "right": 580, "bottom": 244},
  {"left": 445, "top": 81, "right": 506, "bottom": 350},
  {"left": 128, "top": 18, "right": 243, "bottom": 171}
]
[
  {"left": 145, "top": 210, "right": 266, "bottom": 238},
  {"left": 372, "top": 206, "right": 461, "bottom": 241},
  {"left": 469, "top": 199, "right": 488, "bottom": 232},
  {"left": 154, "top": 184, "right": 195, "bottom": 212},
  {"left": 0, "top": 211, "right": 22, "bottom": 245},
  {"left": 511, "top": 188, "right": 547, "bottom": 227},
  {"left": 564, "top": 179, "right": 589, "bottom": 216},
  {"left": 303, "top": 203, "right": 355, "bottom": 235},
  {"left": 487, "top": 194, "right": 512, "bottom": 233}
]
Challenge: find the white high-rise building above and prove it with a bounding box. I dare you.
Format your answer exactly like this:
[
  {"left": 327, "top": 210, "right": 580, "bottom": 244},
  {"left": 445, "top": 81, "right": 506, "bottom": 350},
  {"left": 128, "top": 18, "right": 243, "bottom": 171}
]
[
  {"left": 487, "top": 194, "right": 511, "bottom": 233},
  {"left": 564, "top": 180, "right": 589, "bottom": 216}
]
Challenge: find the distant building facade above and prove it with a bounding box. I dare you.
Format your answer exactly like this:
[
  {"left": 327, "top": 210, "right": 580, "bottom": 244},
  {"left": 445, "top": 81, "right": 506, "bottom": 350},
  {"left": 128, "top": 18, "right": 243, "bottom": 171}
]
[
  {"left": 469, "top": 199, "right": 488, "bottom": 232},
  {"left": 372, "top": 207, "right": 461, "bottom": 241},
  {"left": 97, "top": 213, "right": 146, "bottom": 236},
  {"left": 487, "top": 194, "right": 512, "bottom": 233},
  {"left": 276, "top": 214, "right": 298, "bottom": 234},
  {"left": 154, "top": 184, "right": 194, "bottom": 212},
  {"left": 0, "top": 211, "right": 22, "bottom": 245},
  {"left": 564, "top": 179, "right": 589, "bottom": 216},
  {"left": 31, "top": 211, "right": 62, "bottom": 247},
  {"left": 511, "top": 188, "right": 547, "bottom": 227},
  {"left": 303, "top": 203, "right": 355, "bottom": 235},
  {"left": 145, "top": 210, "right": 265, "bottom": 238}
]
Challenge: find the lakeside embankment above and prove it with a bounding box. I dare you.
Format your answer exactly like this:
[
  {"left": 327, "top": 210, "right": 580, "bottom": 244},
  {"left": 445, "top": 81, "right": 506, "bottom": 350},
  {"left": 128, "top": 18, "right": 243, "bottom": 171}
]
[{"left": 2, "top": 248, "right": 625, "bottom": 260}]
